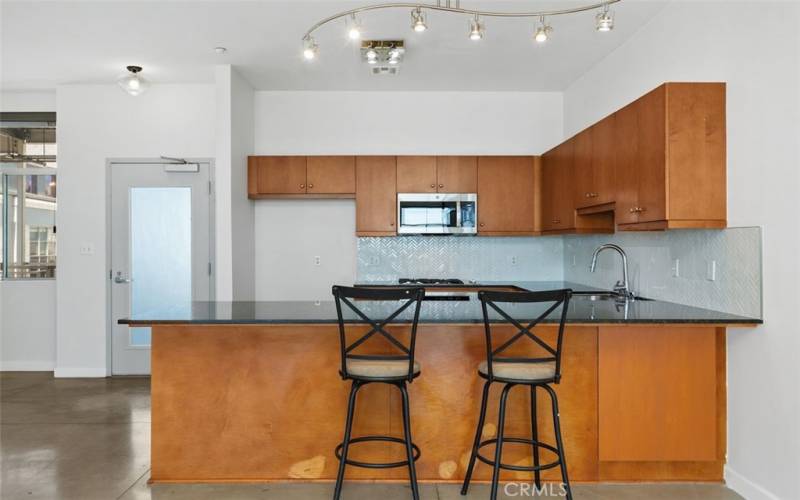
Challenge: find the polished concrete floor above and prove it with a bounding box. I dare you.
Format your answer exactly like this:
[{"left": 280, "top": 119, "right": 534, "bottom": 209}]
[{"left": 1, "top": 372, "right": 744, "bottom": 500}]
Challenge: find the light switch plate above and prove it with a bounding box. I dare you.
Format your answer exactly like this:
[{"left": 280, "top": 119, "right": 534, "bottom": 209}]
[
  {"left": 80, "top": 243, "right": 94, "bottom": 255},
  {"left": 706, "top": 260, "right": 717, "bottom": 281},
  {"left": 672, "top": 259, "right": 680, "bottom": 278}
]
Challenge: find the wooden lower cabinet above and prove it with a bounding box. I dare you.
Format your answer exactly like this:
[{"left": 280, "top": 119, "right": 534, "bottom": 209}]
[
  {"left": 477, "top": 156, "right": 537, "bottom": 235},
  {"left": 598, "top": 326, "right": 723, "bottom": 468},
  {"left": 149, "top": 323, "right": 727, "bottom": 483},
  {"left": 356, "top": 156, "right": 397, "bottom": 236}
]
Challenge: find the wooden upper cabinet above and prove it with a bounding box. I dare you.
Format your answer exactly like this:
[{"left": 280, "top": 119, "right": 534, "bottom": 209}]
[
  {"left": 356, "top": 156, "right": 397, "bottom": 235},
  {"left": 396, "top": 156, "right": 437, "bottom": 193},
  {"left": 252, "top": 156, "right": 307, "bottom": 195},
  {"left": 617, "top": 82, "right": 726, "bottom": 230},
  {"left": 541, "top": 143, "right": 572, "bottom": 232},
  {"left": 477, "top": 156, "right": 537, "bottom": 235},
  {"left": 572, "top": 129, "right": 594, "bottom": 209},
  {"left": 614, "top": 102, "right": 641, "bottom": 225},
  {"left": 591, "top": 114, "right": 616, "bottom": 206},
  {"left": 306, "top": 156, "right": 355, "bottom": 194},
  {"left": 436, "top": 156, "right": 477, "bottom": 193}
]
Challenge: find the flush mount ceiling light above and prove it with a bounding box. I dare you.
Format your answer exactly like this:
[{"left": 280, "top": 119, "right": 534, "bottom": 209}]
[
  {"left": 117, "top": 66, "right": 150, "bottom": 96},
  {"left": 301, "top": 0, "right": 620, "bottom": 60}
]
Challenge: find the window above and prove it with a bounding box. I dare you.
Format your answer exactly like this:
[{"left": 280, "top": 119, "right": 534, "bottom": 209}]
[{"left": 0, "top": 112, "right": 56, "bottom": 280}]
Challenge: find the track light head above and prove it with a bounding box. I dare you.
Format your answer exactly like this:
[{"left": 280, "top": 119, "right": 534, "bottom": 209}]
[
  {"left": 468, "top": 15, "right": 484, "bottom": 41},
  {"left": 302, "top": 36, "right": 318, "bottom": 60},
  {"left": 347, "top": 14, "right": 363, "bottom": 40},
  {"left": 595, "top": 4, "right": 614, "bottom": 31},
  {"left": 534, "top": 16, "right": 552, "bottom": 43},
  {"left": 411, "top": 8, "right": 427, "bottom": 32}
]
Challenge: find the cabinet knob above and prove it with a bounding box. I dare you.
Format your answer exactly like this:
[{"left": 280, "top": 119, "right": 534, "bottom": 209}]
[
  {"left": 479, "top": 222, "right": 485, "bottom": 227},
  {"left": 639, "top": 207, "right": 646, "bottom": 212},
  {"left": 390, "top": 222, "right": 395, "bottom": 226},
  {"left": 430, "top": 184, "right": 435, "bottom": 188},
  {"left": 300, "top": 184, "right": 305, "bottom": 189},
  {"left": 439, "top": 184, "right": 444, "bottom": 188},
  {"left": 585, "top": 193, "right": 591, "bottom": 198},
  {"left": 308, "top": 184, "right": 314, "bottom": 189},
  {"left": 629, "top": 208, "right": 636, "bottom": 213},
  {"left": 552, "top": 219, "right": 560, "bottom": 224}
]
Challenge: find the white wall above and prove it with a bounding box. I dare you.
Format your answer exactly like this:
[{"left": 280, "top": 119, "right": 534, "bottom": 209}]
[
  {"left": 562, "top": 3, "right": 800, "bottom": 499},
  {"left": 214, "top": 66, "right": 256, "bottom": 301},
  {"left": 253, "top": 91, "right": 563, "bottom": 299},
  {"left": 1, "top": 281, "right": 57, "bottom": 370},
  {"left": 56, "top": 84, "right": 215, "bottom": 376},
  {"left": 1, "top": 91, "right": 58, "bottom": 371}
]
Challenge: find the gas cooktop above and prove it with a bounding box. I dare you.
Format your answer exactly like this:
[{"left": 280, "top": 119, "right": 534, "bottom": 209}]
[{"left": 398, "top": 278, "right": 465, "bottom": 285}]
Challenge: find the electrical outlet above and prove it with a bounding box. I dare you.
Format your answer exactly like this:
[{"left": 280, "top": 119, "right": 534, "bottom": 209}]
[
  {"left": 509, "top": 255, "right": 518, "bottom": 266},
  {"left": 706, "top": 260, "right": 717, "bottom": 281},
  {"left": 80, "top": 243, "right": 94, "bottom": 255},
  {"left": 370, "top": 256, "right": 380, "bottom": 266},
  {"left": 314, "top": 256, "right": 321, "bottom": 266},
  {"left": 672, "top": 259, "right": 680, "bottom": 278}
]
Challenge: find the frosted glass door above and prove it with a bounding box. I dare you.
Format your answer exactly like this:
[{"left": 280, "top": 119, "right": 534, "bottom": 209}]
[
  {"left": 128, "top": 187, "right": 192, "bottom": 346},
  {"left": 110, "top": 162, "right": 211, "bottom": 375}
]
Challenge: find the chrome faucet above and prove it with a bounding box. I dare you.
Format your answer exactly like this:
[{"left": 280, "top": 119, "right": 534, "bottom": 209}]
[{"left": 590, "top": 243, "right": 634, "bottom": 299}]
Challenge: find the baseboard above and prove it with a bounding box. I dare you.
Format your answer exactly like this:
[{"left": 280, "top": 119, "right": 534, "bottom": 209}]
[
  {"left": 53, "top": 366, "right": 108, "bottom": 378},
  {"left": 725, "top": 465, "right": 781, "bottom": 500},
  {"left": 0, "top": 361, "right": 56, "bottom": 371}
]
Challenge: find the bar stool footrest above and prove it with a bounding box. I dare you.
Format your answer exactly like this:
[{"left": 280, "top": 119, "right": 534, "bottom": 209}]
[
  {"left": 335, "top": 435, "right": 421, "bottom": 469},
  {"left": 476, "top": 437, "right": 561, "bottom": 472}
]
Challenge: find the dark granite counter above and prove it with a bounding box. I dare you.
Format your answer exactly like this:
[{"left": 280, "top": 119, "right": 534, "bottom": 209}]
[{"left": 119, "top": 281, "right": 761, "bottom": 326}]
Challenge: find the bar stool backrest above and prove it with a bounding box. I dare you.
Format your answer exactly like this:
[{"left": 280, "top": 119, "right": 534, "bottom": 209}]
[
  {"left": 332, "top": 285, "right": 425, "bottom": 381},
  {"left": 478, "top": 289, "right": 572, "bottom": 383}
]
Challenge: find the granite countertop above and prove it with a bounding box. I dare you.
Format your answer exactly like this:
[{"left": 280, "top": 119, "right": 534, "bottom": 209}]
[{"left": 119, "top": 281, "right": 762, "bottom": 326}]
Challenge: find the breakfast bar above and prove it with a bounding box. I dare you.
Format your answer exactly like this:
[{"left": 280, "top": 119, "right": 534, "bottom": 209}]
[{"left": 120, "top": 281, "right": 760, "bottom": 485}]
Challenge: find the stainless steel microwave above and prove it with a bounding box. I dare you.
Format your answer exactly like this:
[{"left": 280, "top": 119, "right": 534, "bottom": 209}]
[{"left": 397, "top": 193, "right": 477, "bottom": 235}]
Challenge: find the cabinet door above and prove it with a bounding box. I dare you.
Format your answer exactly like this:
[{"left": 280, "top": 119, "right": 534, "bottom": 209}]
[
  {"left": 540, "top": 149, "right": 558, "bottom": 231},
  {"left": 396, "top": 156, "right": 436, "bottom": 193},
  {"left": 636, "top": 86, "right": 667, "bottom": 223},
  {"left": 572, "top": 129, "right": 594, "bottom": 208},
  {"left": 477, "top": 156, "right": 536, "bottom": 234},
  {"left": 614, "top": 103, "right": 640, "bottom": 225},
  {"left": 591, "top": 115, "right": 616, "bottom": 205},
  {"left": 554, "top": 140, "right": 576, "bottom": 230},
  {"left": 255, "top": 156, "right": 307, "bottom": 194},
  {"left": 306, "top": 156, "right": 355, "bottom": 194},
  {"left": 436, "top": 156, "right": 477, "bottom": 193},
  {"left": 356, "top": 156, "right": 397, "bottom": 235}
]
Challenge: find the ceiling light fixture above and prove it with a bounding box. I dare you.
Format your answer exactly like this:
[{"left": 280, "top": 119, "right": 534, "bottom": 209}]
[
  {"left": 301, "top": 0, "right": 621, "bottom": 60},
  {"left": 117, "top": 66, "right": 150, "bottom": 96},
  {"left": 411, "top": 8, "right": 427, "bottom": 32},
  {"left": 347, "top": 14, "right": 363, "bottom": 40},
  {"left": 468, "top": 14, "right": 484, "bottom": 41},
  {"left": 361, "top": 40, "right": 405, "bottom": 74},
  {"left": 302, "top": 36, "right": 318, "bottom": 60},
  {"left": 534, "top": 16, "right": 552, "bottom": 43},
  {"left": 595, "top": 3, "right": 614, "bottom": 31}
]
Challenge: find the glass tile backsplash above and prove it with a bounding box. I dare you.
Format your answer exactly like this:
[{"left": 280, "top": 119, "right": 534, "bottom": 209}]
[{"left": 357, "top": 227, "right": 762, "bottom": 319}]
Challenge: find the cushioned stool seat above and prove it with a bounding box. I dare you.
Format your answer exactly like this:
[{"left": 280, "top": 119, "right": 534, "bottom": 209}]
[
  {"left": 346, "top": 359, "right": 421, "bottom": 378},
  {"left": 478, "top": 360, "right": 555, "bottom": 381}
]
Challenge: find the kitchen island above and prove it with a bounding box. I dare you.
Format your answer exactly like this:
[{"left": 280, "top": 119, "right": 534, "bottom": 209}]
[{"left": 120, "top": 282, "right": 760, "bottom": 485}]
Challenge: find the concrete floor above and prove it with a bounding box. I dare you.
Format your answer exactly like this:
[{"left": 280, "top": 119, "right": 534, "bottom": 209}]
[{"left": 0, "top": 372, "right": 744, "bottom": 500}]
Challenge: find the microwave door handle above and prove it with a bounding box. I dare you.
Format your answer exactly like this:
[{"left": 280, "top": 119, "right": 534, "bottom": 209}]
[{"left": 456, "top": 201, "right": 462, "bottom": 228}]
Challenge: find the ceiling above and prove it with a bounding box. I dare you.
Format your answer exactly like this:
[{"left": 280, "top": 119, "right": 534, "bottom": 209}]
[{"left": 0, "top": 1, "right": 667, "bottom": 92}]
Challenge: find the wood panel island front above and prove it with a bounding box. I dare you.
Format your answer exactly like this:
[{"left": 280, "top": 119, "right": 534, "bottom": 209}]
[{"left": 120, "top": 282, "right": 760, "bottom": 485}]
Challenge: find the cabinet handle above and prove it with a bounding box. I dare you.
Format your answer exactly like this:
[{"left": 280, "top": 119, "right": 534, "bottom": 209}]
[
  {"left": 390, "top": 222, "right": 395, "bottom": 226},
  {"left": 430, "top": 184, "right": 435, "bottom": 188},
  {"left": 629, "top": 208, "right": 636, "bottom": 213},
  {"left": 439, "top": 184, "right": 444, "bottom": 188},
  {"left": 300, "top": 184, "right": 305, "bottom": 189},
  {"left": 552, "top": 219, "right": 560, "bottom": 224},
  {"left": 591, "top": 192, "right": 598, "bottom": 198},
  {"left": 585, "top": 192, "right": 591, "bottom": 198},
  {"left": 638, "top": 207, "right": 646, "bottom": 213},
  {"left": 308, "top": 184, "right": 314, "bottom": 189}
]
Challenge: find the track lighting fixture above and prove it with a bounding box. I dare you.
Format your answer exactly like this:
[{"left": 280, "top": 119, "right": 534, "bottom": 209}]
[
  {"left": 534, "top": 16, "right": 552, "bottom": 43},
  {"left": 302, "top": 36, "right": 318, "bottom": 60},
  {"left": 301, "top": 0, "right": 621, "bottom": 60},
  {"left": 411, "top": 8, "right": 427, "bottom": 32},
  {"left": 117, "top": 66, "right": 150, "bottom": 96},
  {"left": 347, "top": 14, "right": 362, "bottom": 40},
  {"left": 468, "top": 14, "right": 484, "bottom": 41},
  {"left": 595, "top": 3, "right": 614, "bottom": 31}
]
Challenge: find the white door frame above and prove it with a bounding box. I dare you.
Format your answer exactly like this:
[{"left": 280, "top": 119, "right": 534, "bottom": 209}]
[{"left": 105, "top": 158, "right": 215, "bottom": 376}]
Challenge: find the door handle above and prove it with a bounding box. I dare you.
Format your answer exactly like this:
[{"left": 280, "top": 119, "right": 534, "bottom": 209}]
[{"left": 114, "top": 271, "right": 132, "bottom": 284}]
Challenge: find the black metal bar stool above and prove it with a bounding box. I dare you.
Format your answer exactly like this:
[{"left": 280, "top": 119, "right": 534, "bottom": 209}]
[
  {"left": 331, "top": 285, "right": 425, "bottom": 500},
  {"left": 461, "top": 289, "right": 573, "bottom": 500}
]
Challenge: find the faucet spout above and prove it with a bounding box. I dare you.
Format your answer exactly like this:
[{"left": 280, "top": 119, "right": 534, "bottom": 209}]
[{"left": 590, "top": 243, "right": 633, "bottom": 299}]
